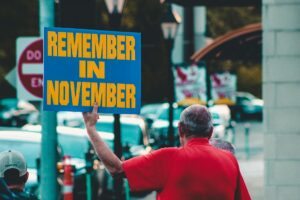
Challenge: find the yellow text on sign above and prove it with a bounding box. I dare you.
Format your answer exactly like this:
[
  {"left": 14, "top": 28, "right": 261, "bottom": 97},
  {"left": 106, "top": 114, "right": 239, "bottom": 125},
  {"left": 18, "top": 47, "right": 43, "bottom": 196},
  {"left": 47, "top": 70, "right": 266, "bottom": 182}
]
[
  {"left": 79, "top": 60, "right": 105, "bottom": 79},
  {"left": 47, "top": 31, "right": 136, "bottom": 61},
  {"left": 46, "top": 81, "right": 136, "bottom": 108}
]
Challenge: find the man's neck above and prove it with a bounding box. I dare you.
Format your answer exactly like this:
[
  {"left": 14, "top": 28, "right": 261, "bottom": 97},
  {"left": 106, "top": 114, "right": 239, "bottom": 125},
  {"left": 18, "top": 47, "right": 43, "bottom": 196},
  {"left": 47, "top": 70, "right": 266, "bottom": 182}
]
[{"left": 182, "top": 136, "right": 209, "bottom": 146}]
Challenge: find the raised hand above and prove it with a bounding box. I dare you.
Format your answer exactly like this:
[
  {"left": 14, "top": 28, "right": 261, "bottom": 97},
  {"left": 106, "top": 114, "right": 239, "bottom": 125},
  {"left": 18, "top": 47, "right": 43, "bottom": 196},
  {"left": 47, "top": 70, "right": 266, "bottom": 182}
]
[{"left": 82, "top": 102, "right": 100, "bottom": 129}]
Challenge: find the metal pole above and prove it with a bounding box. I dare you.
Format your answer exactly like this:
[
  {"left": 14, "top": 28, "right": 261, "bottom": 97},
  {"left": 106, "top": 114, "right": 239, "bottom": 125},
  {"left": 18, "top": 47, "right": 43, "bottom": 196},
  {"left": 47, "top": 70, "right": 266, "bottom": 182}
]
[
  {"left": 113, "top": 114, "right": 123, "bottom": 199},
  {"left": 109, "top": 11, "right": 124, "bottom": 200},
  {"left": 205, "top": 61, "right": 211, "bottom": 106},
  {"left": 85, "top": 148, "right": 93, "bottom": 200},
  {"left": 183, "top": 6, "right": 194, "bottom": 62},
  {"left": 40, "top": 0, "right": 58, "bottom": 199},
  {"left": 231, "top": 121, "right": 236, "bottom": 145},
  {"left": 41, "top": 112, "right": 58, "bottom": 200},
  {"left": 166, "top": 39, "right": 175, "bottom": 147},
  {"left": 244, "top": 123, "right": 250, "bottom": 159}
]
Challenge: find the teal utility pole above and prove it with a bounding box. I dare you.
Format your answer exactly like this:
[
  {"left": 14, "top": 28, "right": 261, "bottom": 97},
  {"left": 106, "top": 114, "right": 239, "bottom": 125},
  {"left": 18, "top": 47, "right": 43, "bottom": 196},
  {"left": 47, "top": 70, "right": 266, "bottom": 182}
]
[
  {"left": 244, "top": 123, "right": 250, "bottom": 160},
  {"left": 39, "top": 0, "right": 58, "bottom": 199}
]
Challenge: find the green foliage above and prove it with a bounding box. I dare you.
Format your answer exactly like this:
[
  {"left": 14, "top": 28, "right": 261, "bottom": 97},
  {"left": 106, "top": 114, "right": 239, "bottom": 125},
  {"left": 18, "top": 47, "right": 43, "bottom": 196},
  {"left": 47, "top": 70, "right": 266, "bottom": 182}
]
[
  {"left": 207, "top": 7, "right": 261, "bottom": 38},
  {"left": 206, "top": 7, "right": 262, "bottom": 97}
]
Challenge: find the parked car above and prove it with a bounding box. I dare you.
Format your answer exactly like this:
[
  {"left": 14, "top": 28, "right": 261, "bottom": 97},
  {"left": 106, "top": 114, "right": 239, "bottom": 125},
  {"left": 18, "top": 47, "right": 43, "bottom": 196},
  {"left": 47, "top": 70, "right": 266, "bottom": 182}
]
[
  {"left": 140, "top": 103, "right": 165, "bottom": 129},
  {"left": 231, "top": 92, "right": 263, "bottom": 120},
  {"left": 210, "top": 112, "right": 226, "bottom": 139},
  {"left": 91, "top": 114, "right": 152, "bottom": 198},
  {"left": 21, "top": 125, "right": 108, "bottom": 199},
  {"left": 93, "top": 114, "right": 151, "bottom": 159},
  {"left": 57, "top": 111, "right": 83, "bottom": 127},
  {"left": 208, "top": 104, "right": 231, "bottom": 128},
  {"left": 0, "top": 98, "right": 37, "bottom": 127}
]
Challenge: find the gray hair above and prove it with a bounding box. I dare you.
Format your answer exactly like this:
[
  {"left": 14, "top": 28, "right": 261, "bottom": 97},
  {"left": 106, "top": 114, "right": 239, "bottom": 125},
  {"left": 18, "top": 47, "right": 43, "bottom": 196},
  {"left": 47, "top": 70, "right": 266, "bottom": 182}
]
[
  {"left": 179, "top": 105, "right": 213, "bottom": 137},
  {"left": 210, "top": 139, "right": 235, "bottom": 154}
]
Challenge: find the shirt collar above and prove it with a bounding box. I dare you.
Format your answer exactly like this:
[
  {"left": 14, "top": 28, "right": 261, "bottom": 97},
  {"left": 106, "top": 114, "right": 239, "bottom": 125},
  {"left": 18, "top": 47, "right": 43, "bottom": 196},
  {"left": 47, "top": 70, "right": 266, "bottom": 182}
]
[{"left": 186, "top": 137, "right": 210, "bottom": 147}]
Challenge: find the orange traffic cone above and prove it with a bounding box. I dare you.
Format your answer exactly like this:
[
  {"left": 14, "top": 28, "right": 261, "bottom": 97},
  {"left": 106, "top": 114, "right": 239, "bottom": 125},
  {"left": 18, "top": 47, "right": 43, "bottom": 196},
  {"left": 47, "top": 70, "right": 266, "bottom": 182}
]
[{"left": 63, "top": 155, "right": 73, "bottom": 200}]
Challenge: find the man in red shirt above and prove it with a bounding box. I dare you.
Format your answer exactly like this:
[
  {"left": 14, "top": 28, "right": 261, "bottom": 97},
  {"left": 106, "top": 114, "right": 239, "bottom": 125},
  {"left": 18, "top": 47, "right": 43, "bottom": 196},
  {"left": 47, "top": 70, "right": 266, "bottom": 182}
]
[{"left": 83, "top": 104, "right": 251, "bottom": 200}]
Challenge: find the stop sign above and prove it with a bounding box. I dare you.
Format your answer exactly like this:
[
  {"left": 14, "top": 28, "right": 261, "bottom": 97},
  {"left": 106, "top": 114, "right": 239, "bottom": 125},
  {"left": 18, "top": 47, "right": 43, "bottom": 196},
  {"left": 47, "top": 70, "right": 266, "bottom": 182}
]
[{"left": 17, "top": 38, "right": 43, "bottom": 99}]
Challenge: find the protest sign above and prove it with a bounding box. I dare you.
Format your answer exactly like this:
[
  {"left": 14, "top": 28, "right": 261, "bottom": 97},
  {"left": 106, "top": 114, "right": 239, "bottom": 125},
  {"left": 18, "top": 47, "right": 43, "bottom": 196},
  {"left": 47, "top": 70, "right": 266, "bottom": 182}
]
[
  {"left": 211, "top": 72, "right": 236, "bottom": 105},
  {"left": 43, "top": 27, "right": 141, "bottom": 114},
  {"left": 173, "top": 63, "right": 207, "bottom": 104}
]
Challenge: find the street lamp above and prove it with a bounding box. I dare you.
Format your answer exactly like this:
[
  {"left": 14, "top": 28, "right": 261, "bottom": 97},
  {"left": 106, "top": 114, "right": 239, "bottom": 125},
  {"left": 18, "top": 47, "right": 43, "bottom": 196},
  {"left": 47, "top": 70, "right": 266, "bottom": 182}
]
[
  {"left": 161, "top": 3, "right": 181, "bottom": 147},
  {"left": 104, "top": 1, "right": 125, "bottom": 199},
  {"left": 105, "top": 0, "right": 125, "bottom": 29}
]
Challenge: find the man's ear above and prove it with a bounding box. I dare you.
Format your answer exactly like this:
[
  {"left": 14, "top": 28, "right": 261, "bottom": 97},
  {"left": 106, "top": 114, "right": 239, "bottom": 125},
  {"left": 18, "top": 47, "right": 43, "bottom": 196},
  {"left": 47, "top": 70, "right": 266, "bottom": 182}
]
[
  {"left": 178, "top": 122, "right": 185, "bottom": 138},
  {"left": 24, "top": 172, "right": 29, "bottom": 183}
]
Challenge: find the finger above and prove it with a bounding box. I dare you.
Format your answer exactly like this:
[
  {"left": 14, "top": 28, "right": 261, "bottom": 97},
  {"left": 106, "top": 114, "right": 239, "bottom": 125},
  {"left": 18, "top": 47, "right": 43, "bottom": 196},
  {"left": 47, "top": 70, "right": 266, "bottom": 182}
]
[{"left": 92, "top": 102, "right": 98, "bottom": 113}]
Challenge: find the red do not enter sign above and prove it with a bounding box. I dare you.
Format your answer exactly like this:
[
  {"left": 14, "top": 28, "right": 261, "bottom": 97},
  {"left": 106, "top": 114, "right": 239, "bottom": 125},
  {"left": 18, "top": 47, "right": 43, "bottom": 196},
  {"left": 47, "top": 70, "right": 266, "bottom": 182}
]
[{"left": 17, "top": 39, "right": 43, "bottom": 98}]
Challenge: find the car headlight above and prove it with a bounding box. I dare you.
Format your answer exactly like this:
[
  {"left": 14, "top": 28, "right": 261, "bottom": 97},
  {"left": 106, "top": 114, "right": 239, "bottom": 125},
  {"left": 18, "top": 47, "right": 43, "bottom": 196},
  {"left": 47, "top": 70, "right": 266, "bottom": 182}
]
[{"left": 2, "top": 111, "right": 12, "bottom": 119}]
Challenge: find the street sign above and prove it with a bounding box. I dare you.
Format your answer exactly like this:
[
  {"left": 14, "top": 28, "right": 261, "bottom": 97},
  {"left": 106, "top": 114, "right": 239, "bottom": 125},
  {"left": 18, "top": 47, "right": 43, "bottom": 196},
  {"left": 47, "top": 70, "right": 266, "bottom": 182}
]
[
  {"left": 17, "top": 37, "right": 43, "bottom": 100},
  {"left": 5, "top": 67, "right": 17, "bottom": 88}
]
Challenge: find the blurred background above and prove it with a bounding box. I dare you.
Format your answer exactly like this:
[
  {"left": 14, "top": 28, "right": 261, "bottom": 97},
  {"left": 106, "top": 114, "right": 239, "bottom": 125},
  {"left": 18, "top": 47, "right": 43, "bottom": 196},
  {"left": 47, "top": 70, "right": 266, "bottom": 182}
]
[{"left": 1, "top": 0, "right": 298, "bottom": 199}]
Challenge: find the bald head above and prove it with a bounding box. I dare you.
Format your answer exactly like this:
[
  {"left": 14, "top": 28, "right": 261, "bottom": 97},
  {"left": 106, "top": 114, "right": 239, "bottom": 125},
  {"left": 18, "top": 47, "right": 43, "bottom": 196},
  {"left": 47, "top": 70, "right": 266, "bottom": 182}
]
[{"left": 179, "top": 105, "right": 213, "bottom": 138}]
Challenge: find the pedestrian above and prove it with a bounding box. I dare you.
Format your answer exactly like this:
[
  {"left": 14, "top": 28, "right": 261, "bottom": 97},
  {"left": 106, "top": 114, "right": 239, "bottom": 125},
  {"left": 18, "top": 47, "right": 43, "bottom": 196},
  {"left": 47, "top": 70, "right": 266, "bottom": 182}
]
[
  {"left": 0, "top": 178, "right": 14, "bottom": 200},
  {"left": 210, "top": 138, "right": 236, "bottom": 154},
  {"left": 83, "top": 103, "right": 251, "bottom": 199},
  {"left": 0, "top": 150, "right": 38, "bottom": 200}
]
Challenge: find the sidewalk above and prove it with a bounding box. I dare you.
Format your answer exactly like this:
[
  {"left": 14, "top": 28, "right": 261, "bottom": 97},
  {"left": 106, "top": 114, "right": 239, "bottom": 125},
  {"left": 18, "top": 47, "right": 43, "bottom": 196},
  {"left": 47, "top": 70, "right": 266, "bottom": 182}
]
[{"left": 239, "top": 154, "right": 264, "bottom": 200}]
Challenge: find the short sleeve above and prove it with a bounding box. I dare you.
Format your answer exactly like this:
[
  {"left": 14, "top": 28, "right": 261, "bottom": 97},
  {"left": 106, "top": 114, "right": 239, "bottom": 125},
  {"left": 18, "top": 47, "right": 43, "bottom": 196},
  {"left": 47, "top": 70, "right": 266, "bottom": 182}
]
[{"left": 122, "top": 148, "right": 177, "bottom": 192}]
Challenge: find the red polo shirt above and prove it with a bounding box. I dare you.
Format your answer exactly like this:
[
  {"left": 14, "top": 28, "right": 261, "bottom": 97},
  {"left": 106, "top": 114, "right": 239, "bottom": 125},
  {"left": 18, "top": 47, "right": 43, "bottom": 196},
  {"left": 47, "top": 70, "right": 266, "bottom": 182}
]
[{"left": 122, "top": 138, "right": 251, "bottom": 200}]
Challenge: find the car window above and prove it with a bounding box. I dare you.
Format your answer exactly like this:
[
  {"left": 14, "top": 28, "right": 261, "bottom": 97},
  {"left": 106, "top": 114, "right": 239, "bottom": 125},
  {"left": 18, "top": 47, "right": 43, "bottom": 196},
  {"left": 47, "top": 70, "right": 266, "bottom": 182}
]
[
  {"left": 157, "top": 107, "right": 184, "bottom": 121},
  {"left": 95, "top": 122, "right": 142, "bottom": 146},
  {"left": 0, "top": 99, "right": 17, "bottom": 110},
  {"left": 58, "top": 134, "right": 89, "bottom": 159},
  {"left": 211, "top": 113, "right": 222, "bottom": 126},
  {"left": 0, "top": 99, "right": 17, "bottom": 107},
  {"left": 141, "top": 104, "right": 162, "bottom": 116},
  {"left": 0, "top": 140, "right": 40, "bottom": 169},
  {"left": 211, "top": 112, "right": 220, "bottom": 120}
]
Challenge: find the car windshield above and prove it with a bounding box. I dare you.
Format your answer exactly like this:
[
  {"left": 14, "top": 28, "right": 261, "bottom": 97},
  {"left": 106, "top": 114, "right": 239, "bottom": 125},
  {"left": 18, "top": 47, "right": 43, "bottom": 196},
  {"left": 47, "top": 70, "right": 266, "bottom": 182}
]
[
  {"left": 58, "top": 134, "right": 89, "bottom": 159},
  {"left": 211, "top": 112, "right": 222, "bottom": 126},
  {"left": 95, "top": 123, "right": 142, "bottom": 146},
  {"left": 141, "top": 104, "right": 162, "bottom": 116},
  {"left": 157, "top": 107, "right": 185, "bottom": 121},
  {"left": 0, "top": 99, "right": 17, "bottom": 110},
  {"left": 0, "top": 140, "right": 40, "bottom": 169}
]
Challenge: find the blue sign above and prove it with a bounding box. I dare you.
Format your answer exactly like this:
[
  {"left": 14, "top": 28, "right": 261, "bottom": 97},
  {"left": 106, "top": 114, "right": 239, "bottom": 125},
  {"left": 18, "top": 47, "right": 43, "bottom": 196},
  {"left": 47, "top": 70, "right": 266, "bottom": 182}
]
[{"left": 43, "top": 27, "right": 141, "bottom": 114}]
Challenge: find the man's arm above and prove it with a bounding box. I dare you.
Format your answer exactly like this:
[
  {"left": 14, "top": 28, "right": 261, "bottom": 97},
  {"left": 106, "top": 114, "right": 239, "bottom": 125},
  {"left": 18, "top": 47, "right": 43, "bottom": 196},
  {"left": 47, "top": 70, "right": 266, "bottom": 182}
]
[
  {"left": 234, "top": 165, "right": 251, "bottom": 200},
  {"left": 82, "top": 103, "right": 123, "bottom": 176}
]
